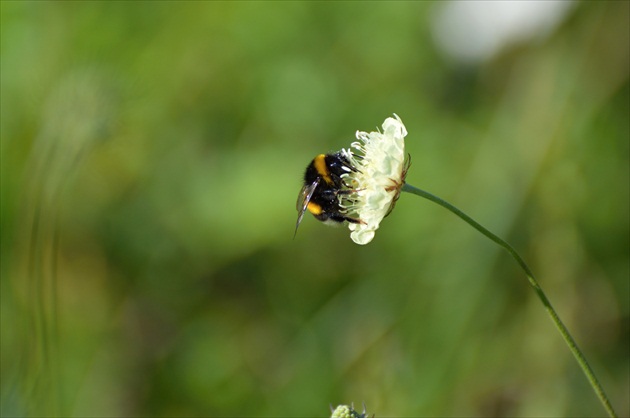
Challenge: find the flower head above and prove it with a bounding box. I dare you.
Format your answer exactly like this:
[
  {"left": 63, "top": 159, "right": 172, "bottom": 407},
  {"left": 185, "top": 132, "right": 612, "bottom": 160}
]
[
  {"left": 330, "top": 403, "right": 370, "bottom": 418},
  {"left": 341, "top": 114, "right": 409, "bottom": 245}
]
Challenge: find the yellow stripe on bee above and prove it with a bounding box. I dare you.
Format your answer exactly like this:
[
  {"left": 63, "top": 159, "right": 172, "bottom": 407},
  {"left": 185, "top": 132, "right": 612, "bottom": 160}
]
[
  {"left": 314, "top": 154, "right": 333, "bottom": 184},
  {"left": 307, "top": 202, "right": 323, "bottom": 215}
]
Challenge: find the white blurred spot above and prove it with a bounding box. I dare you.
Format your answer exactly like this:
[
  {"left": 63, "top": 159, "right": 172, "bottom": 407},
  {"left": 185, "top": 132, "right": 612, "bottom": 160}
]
[{"left": 431, "top": 0, "right": 575, "bottom": 65}]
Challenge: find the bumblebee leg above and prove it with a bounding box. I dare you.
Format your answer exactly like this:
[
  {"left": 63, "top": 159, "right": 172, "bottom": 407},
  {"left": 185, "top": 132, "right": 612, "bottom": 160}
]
[
  {"left": 345, "top": 216, "right": 365, "bottom": 224},
  {"left": 327, "top": 213, "right": 365, "bottom": 224}
]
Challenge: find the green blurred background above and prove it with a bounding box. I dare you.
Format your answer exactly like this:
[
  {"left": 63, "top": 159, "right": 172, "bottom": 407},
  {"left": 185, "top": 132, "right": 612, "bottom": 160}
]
[{"left": 1, "top": 1, "right": 628, "bottom": 417}]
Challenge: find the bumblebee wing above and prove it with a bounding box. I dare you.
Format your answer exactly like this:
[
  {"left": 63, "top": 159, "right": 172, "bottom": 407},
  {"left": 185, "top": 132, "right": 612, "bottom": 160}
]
[{"left": 294, "top": 179, "right": 319, "bottom": 238}]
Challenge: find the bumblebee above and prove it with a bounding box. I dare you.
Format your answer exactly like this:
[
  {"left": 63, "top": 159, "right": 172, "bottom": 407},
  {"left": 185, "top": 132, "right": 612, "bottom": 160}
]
[{"left": 294, "top": 152, "right": 363, "bottom": 237}]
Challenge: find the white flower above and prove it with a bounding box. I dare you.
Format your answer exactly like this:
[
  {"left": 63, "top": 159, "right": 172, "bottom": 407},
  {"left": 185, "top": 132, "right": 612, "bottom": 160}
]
[
  {"left": 330, "top": 404, "right": 367, "bottom": 418},
  {"left": 341, "top": 114, "right": 409, "bottom": 245}
]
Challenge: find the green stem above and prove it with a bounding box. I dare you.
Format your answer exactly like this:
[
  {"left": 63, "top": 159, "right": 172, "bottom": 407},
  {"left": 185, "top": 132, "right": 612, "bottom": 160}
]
[{"left": 401, "top": 183, "right": 616, "bottom": 418}]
